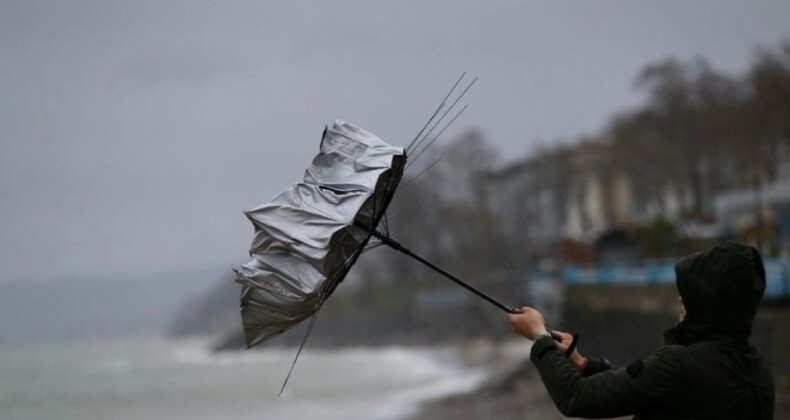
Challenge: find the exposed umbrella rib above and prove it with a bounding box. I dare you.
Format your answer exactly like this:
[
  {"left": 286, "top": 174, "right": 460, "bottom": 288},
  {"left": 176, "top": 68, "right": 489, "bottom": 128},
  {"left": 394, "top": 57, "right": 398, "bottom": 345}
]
[
  {"left": 400, "top": 156, "right": 444, "bottom": 191},
  {"left": 276, "top": 241, "right": 363, "bottom": 396},
  {"left": 407, "top": 77, "right": 477, "bottom": 162},
  {"left": 407, "top": 104, "right": 469, "bottom": 169},
  {"left": 323, "top": 221, "right": 377, "bottom": 295},
  {"left": 373, "top": 185, "right": 380, "bottom": 225},
  {"left": 279, "top": 308, "right": 322, "bottom": 397},
  {"left": 363, "top": 242, "right": 385, "bottom": 252},
  {"left": 384, "top": 209, "right": 401, "bottom": 223},
  {"left": 379, "top": 170, "right": 400, "bottom": 236},
  {"left": 408, "top": 91, "right": 463, "bottom": 157},
  {"left": 364, "top": 237, "right": 383, "bottom": 248},
  {"left": 423, "top": 104, "right": 469, "bottom": 153},
  {"left": 406, "top": 72, "right": 466, "bottom": 154},
  {"left": 406, "top": 104, "right": 444, "bottom": 155},
  {"left": 388, "top": 158, "right": 406, "bottom": 216},
  {"left": 379, "top": 212, "right": 389, "bottom": 237},
  {"left": 336, "top": 244, "right": 349, "bottom": 278}
]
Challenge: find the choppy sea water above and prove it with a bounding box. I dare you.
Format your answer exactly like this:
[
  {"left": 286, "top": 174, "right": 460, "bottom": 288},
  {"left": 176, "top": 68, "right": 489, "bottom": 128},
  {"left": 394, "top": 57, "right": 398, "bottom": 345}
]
[{"left": 0, "top": 338, "right": 486, "bottom": 420}]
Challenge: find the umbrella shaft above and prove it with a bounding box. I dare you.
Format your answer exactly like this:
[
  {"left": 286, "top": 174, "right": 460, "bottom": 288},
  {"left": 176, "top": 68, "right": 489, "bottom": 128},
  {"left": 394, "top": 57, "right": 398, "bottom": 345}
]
[{"left": 365, "top": 227, "right": 517, "bottom": 313}]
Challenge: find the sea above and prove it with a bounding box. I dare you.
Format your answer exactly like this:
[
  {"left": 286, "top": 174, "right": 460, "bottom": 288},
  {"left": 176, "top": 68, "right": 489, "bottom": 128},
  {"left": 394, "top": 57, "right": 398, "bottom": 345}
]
[{"left": 0, "top": 338, "right": 487, "bottom": 420}]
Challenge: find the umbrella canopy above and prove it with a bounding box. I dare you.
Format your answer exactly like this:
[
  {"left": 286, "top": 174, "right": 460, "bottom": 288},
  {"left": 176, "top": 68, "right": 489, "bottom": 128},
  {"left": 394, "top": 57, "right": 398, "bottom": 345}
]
[{"left": 235, "top": 120, "right": 406, "bottom": 348}]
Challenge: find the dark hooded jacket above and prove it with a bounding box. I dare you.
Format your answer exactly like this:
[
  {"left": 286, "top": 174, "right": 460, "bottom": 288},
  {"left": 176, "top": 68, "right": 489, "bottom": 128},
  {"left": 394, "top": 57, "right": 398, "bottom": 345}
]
[{"left": 530, "top": 242, "right": 775, "bottom": 419}]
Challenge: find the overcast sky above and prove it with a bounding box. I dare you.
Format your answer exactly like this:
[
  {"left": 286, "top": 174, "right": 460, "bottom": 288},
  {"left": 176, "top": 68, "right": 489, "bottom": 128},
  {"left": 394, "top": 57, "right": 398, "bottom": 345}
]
[{"left": 2, "top": 0, "right": 790, "bottom": 281}]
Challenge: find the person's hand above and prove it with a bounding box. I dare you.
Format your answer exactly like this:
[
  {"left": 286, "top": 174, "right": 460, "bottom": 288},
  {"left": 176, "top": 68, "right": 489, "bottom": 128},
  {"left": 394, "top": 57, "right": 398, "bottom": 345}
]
[
  {"left": 507, "top": 306, "right": 546, "bottom": 340},
  {"left": 552, "top": 330, "right": 588, "bottom": 374}
]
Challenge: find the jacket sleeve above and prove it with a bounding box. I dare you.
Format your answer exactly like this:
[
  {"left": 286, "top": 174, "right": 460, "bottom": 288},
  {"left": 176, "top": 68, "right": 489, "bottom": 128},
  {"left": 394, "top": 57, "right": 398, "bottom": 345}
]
[
  {"left": 583, "top": 356, "right": 614, "bottom": 376},
  {"left": 530, "top": 337, "right": 683, "bottom": 418}
]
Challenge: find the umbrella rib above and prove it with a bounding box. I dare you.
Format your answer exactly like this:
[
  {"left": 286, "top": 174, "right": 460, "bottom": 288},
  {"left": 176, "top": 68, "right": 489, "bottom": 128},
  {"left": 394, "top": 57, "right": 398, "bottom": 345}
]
[
  {"left": 406, "top": 72, "right": 466, "bottom": 154},
  {"left": 407, "top": 77, "right": 477, "bottom": 163},
  {"left": 385, "top": 209, "right": 401, "bottom": 222},
  {"left": 400, "top": 155, "right": 444, "bottom": 191},
  {"left": 380, "top": 156, "right": 407, "bottom": 237},
  {"left": 381, "top": 213, "right": 390, "bottom": 236},
  {"left": 378, "top": 213, "right": 388, "bottom": 237},
  {"left": 371, "top": 190, "right": 379, "bottom": 233},
  {"left": 379, "top": 180, "right": 395, "bottom": 236},
  {"left": 408, "top": 77, "right": 474, "bottom": 156},
  {"left": 279, "top": 308, "right": 323, "bottom": 397},
  {"left": 276, "top": 246, "right": 358, "bottom": 397},
  {"left": 407, "top": 104, "right": 469, "bottom": 170},
  {"left": 325, "top": 226, "right": 370, "bottom": 292},
  {"left": 364, "top": 242, "right": 385, "bottom": 252}
]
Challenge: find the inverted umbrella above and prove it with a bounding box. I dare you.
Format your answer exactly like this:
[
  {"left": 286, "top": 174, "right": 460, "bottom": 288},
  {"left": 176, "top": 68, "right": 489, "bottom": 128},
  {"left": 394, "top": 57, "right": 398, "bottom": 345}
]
[
  {"left": 235, "top": 119, "right": 518, "bottom": 348},
  {"left": 234, "top": 120, "right": 408, "bottom": 348},
  {"left": 235, "top": 77, "right": 575, "bottom": 393}
]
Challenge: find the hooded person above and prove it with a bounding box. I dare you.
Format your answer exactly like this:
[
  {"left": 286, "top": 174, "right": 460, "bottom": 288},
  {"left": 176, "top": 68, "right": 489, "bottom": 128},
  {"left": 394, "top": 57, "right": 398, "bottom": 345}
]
[{"left": 507, "top": 242, "right": 775, "bottom": 419}]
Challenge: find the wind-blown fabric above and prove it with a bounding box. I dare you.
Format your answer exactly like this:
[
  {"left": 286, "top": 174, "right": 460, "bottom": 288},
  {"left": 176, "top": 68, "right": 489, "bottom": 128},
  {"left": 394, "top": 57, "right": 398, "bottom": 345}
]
[{"left": 235, "top": 120, "right": 406, "bottom": 348}]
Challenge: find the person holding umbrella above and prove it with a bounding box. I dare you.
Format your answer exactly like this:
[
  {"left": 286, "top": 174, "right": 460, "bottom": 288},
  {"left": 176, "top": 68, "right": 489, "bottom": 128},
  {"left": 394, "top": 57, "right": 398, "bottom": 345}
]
[{"left": 507, "top": 242, "right": 775, "bottom": 419}]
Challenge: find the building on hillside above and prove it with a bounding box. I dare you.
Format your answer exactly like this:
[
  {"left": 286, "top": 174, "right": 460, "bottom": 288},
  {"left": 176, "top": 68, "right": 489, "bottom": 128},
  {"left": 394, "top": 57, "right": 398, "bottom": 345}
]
[
  {"left": 563, "top": 139, "right": 638, "bottom": 241},
  {"left": 714, "top": 181, "right": 790, "bottom": 256},
  {"left": 484, "top": 147, "right": 570, "bottom": 264}
]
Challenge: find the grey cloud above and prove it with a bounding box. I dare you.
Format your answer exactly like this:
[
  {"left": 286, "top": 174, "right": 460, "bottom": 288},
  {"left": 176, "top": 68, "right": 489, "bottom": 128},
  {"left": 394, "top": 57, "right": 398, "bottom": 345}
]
[
  {"left": 2, "top": 0, "right": 790, "bottom": 280},
  {"left": 121, "top": 50, "right": 236, "bottom": 88}
]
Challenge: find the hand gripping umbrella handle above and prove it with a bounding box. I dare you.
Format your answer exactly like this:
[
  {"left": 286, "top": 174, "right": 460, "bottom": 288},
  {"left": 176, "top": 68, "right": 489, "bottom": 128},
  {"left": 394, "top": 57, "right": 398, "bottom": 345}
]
[{"left": 364, "top": 226, "right": 518, "bottom": 313}]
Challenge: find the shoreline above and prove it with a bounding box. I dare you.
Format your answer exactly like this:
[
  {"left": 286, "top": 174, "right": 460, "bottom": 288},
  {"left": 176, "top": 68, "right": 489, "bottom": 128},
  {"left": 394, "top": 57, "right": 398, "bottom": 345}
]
[
  {"left": 211, "top": 334, "right": 567, "bottom": 418},
  {"left": 407, "top": 338, "right": 572, "bottom": 420},
  {"left": 410, "top": 340, "right": 789, "bottom": 420}
]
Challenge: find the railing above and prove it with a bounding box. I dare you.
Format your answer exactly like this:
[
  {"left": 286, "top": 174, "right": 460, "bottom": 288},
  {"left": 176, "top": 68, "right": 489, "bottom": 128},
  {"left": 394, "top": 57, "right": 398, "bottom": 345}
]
[{"left": 562, "top": 260, "right": 790, "bottom": 300}]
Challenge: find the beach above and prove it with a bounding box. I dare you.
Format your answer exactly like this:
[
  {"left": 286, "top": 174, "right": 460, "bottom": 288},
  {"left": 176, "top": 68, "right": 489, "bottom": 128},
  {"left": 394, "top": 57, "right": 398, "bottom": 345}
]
[
  {"left": 409, "top": 338, "right": 572, "bottom": 420},
  {"left": 4, "top": 336, "right": 785, "bottom": 419},
  {"left": 0, "top": 337, "right": 489, "bottom": 420}
]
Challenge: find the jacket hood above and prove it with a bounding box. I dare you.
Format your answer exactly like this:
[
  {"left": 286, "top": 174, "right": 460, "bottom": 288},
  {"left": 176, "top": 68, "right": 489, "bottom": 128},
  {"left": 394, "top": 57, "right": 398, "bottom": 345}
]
[{"left": 666, "top": 242, "right": 765, "bottom": 345}]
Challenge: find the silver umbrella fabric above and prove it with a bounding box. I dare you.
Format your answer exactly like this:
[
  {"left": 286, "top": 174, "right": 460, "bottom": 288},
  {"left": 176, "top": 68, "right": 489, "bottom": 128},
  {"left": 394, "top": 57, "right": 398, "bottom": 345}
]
[{"left": 235, "top": 120, "right": 406, "bottom": 348}]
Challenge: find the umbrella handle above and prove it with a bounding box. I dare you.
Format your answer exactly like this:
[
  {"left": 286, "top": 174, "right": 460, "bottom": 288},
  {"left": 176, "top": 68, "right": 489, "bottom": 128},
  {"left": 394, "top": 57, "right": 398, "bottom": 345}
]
[{"left": 509, "top": 308, "right": 575, "bottom": 348}]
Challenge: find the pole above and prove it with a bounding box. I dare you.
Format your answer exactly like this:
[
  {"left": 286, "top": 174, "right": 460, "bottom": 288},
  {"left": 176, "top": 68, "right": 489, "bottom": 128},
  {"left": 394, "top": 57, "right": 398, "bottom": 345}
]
[
  {"left": 360, "top": 223, "right": 572, "bottom": 347},
  {"left": 362, "top": 225, "right": 518, "bottom": 313}
]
